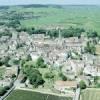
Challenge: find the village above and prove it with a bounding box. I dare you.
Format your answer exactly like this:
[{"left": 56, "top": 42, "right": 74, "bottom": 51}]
[{"left": 0, "top": 26, "right": 100, "bottom": 100}]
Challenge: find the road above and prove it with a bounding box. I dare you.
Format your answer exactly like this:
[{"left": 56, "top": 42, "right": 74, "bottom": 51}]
[
  {"left": 73, "top": 88, "right": 80, "bottom": 100},
  {"left": 0, "top": 65, "right": 20, "bottom": 100}
]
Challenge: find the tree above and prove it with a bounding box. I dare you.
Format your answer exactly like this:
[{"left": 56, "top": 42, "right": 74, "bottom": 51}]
[
  {"left": 1, "top": 56, "right": 10, "bottom": 67},
  {"left": 44, "top": 72, "right": 55, "bottom": 79},
  {"left": 36, "top": 57, "right": 47, "bottom": 68},
  {"left": 0, "top": 60, "right": 3, "bottom": 66},
  {"left": 59, "top": 72, "right": 67, "bottom": 81},
  {"left": 6, "top": 20, "right": 20, "bottom": 28},
  {"left": 20, "top": 59, "right": 26, "bottom": 68},
  {"left": 85, "top": 42, "right": 96, "bottom": 55},
  {"left": 87, "top": 31, "right": 98, "bottom": 38},
  {"left": 79, "top": 80, "right": 86, "bottom": 89},
  {"left": 96, "top": 83, "right": 100, "bottom": 88},
  {"left": 48, "top": 30, "right": 59, "bottom": 38},
  {"left": 0, "top": 87, "right": 7, "bottom": 96},
  {"left": 26, "top": 54, "right": 32, "bottom": 61},
  {"left": 61, "top": 27, "right": 85, "bottom": 38},
  {"left": 94, "top": 76, "right": 99, "bottom": 84},
  {"left": 11, "top": 74, "right": 16, "bottom": 79},
  {"left": 28, "top": 69, "right": 45, "bottom": 87}
]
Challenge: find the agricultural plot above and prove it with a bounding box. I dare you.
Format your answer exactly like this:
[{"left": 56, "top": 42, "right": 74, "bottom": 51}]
[
  {"left": 81, "top": 88, "right": 100, "bottom": 100},
  {"left": 6, "top": 89, "right": 72, "bottom": 100}
]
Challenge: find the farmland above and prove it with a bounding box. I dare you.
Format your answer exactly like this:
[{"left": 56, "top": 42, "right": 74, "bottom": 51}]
[
  {"left": 0, "top": 5, "right": 100, "bottom": 34},
  {"left": 6, "top": 89, "right": 72, "bottom": 100},
  {"left": 81, "top": 88, "right": 100, "bottom": 100}
]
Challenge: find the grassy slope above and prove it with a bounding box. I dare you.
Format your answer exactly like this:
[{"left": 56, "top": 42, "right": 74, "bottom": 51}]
[
  {"left": 1, "top": 6, "right": 100, "bottom": 34},
  {"left": 17, "top": 6, "right": 100, "bottom": 35},
  {"left": 81, "top": 88, "right": 100, "bottom": 100},
  {"left": 6, "top": 89, "right": 72, "bottom": 100}
]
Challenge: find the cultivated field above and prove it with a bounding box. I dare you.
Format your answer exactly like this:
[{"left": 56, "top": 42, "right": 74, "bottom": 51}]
[
  {"left": 6, "top": 89, "right": 72, "bottom": 100},
  {"left": 81, "top": 88, "right": 100, "bottom": 100}
]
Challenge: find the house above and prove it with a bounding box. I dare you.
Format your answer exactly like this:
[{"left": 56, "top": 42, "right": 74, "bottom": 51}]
[{"left": 83, "top": 64, "right": 100, "bottom": 76}]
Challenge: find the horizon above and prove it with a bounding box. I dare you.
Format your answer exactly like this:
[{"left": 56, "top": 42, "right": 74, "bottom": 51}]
[
  {"left": 0, "top": 0, "right": 100, "bottom": 6},
  {"left": 0, "top": 3, "right": 100, "bottom": 7}
]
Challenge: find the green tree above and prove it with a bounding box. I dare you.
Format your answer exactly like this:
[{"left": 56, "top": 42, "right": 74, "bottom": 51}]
[
  {"left": 28, "top": 69, "right": 45, "bottom": 87},
  {"left": 87, "top": 31, "right": 98, "bottom": 38},
  {"left": 44, "top": 72, "right": 55, "bottom": 79},
  {"left": 79, "top": 80, "right": 86, "bottom": 89},
  {"left": 36, "top": 57, "right": 47, "bottom": 68},
  {"left": 6, "top": 20, "right": 20, "bottom": 28},
  {"left": 85, "top": 42, "right": 96, "bottom": 55},
  {"left": 94, "top": 76, "right": 99, "bottom": 84},
  {"left": 59, "top": 72, "right": 67, "bottom": 81}
]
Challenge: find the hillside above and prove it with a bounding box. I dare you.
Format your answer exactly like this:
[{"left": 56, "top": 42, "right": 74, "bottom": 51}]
[{"left": 0, "top": 5, "right": 100, "bottom": 34}]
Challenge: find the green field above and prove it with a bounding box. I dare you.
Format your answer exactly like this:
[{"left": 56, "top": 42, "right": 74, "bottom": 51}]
[
  {"left": 0, "top": 5, "right": 100, "bottom": 34},
  {"left": 81, "top": 88, "right": 100, "bottom": 100},
  {"left": 6, "top": 89, "right": 72, "bottom": 100}
]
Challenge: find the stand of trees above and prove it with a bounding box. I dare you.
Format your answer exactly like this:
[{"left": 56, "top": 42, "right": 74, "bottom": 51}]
[
  {"left": 5, "top": 20, "right": 21, "bottom": 28},
  {"left": 21, "top": 57, "right": 46, "bottom": 87},
  {"left": 79, "top": 80, "right": 87, "bottom": 89},
  {"left": 58, "top": 72, "right": 68, "bottom": 81},
  {"left": 85, "top": 42, "right": 96, "bottom": 55},
  {"left": 87, "top": 31, "right": 98, "bottom": 38},
  {"left": 0, "top": 30, "right": 12, "bottom": 38},
  {"left": 61, "top": 27, "right": 85, "bottom": 38},
  {"left": 28, "top": 69, "right": 45, "bottom": 88},
  {"left": 16, "top": 26, "right": 85, "bottom": 38}
]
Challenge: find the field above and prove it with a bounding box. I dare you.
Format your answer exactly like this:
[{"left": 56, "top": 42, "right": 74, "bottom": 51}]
[
  {"left": 81, "top": 88, "right": 100, "bottom": 100},
  {"left": 0, "top": 5, "right": 100, "bottom": 34},
  {"left": 6, "top": 89, "right": 72, "bottom": 100}
]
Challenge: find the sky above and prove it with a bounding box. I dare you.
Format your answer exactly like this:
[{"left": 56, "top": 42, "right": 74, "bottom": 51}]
[{"left": 0, "top": 0, "right": 100, "bottom": 6}]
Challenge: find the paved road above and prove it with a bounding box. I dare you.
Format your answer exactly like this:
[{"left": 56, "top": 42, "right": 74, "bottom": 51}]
[
  {"left": 0, "top": 86, "right": 15, "bottom": 100},
  {"left": 73, "top": 88, "right": 80, "bottom": 100},
  {"left": 0, "top": 65, "right": 20, "bottom": 100}
]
